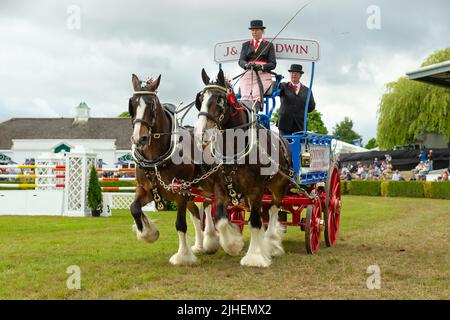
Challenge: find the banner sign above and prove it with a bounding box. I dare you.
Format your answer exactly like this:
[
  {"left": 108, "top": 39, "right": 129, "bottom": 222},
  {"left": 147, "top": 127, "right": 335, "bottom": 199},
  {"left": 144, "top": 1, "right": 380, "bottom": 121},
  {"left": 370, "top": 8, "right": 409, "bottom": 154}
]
[{"left": 214, "top": 38, "right": 320, "bottom": 64}]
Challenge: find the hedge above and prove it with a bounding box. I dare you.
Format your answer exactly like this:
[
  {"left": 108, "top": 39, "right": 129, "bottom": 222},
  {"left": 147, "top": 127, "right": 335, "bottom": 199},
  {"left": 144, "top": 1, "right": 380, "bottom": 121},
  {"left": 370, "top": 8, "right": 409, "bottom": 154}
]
[
  {"left": 425, "top": 181, "right": 450, "bottom": 200},
  {"left": 340, "top": 180, "right": 348, "bottom": 195},
  {"left": 346, "top": 180, "right": 381, "bottom": 196},
  {"left": 343, "top": 180, "right": 450, "bottom": 199},
  {"left": 381, "top": 181, "right": 424, "bottom": 198}
]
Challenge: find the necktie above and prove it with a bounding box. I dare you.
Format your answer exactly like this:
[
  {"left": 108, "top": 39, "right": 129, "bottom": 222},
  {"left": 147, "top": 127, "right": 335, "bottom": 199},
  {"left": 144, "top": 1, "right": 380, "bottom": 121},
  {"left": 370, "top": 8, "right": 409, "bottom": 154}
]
[
  {"left": 254, "top": 40, "right": 259, "bottom": 51},
  {"left": 294, "top": 84, "right": 299, "bottom": 94}
]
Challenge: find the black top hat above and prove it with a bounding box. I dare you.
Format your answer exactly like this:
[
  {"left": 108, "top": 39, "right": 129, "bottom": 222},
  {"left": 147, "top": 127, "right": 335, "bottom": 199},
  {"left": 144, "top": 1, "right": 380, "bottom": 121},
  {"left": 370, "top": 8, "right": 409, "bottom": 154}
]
[
  {"left": 288, "top": 64, "right": 304, "bottom": 74},
  {"left": 249, "top": 20, "right": 266, "bottom": 29}
]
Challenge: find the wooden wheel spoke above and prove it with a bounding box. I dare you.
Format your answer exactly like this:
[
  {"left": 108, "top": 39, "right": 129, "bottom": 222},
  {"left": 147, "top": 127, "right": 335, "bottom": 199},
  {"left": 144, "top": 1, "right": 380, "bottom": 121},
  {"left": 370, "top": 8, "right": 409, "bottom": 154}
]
[{"left": 324, "top": 164, "right": 341, "bottom": 247}]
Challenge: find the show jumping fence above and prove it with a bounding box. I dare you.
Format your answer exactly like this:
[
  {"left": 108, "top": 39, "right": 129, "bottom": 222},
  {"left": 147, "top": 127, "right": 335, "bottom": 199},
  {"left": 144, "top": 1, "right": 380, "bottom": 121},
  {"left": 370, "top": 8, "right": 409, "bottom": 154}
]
[{"left": 0, "top": 150, "right": 155, "bottom": 216}]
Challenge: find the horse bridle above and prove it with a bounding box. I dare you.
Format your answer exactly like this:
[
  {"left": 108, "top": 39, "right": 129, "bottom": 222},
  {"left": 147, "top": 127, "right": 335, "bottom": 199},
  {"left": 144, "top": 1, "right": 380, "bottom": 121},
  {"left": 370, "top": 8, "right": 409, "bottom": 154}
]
[
  {"left": 197, "top": 84, "right": 230, "bottom": 129},
  {"left": 130, "top": 90, "right": 176, "bottom": 170},
  {"left": 132, "top": 91, "right": 158, "bottom": 131}
]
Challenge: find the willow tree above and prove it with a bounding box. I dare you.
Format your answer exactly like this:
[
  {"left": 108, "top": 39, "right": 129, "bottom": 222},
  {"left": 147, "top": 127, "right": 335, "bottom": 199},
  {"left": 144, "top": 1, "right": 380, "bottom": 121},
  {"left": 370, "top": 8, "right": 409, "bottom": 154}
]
[{"left": 377, "top": 47, "right": 450, "bottom": 149}]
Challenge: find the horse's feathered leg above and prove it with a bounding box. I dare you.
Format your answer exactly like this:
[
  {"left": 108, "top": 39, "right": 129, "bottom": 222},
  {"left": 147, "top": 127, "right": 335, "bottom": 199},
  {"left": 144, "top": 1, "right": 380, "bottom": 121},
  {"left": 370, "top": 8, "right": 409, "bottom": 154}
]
[
  {"left": 131, "top": 185, "right": 159, "bottom": 243},
  {"left": 170, "top": 198, "right": 197, "bottom": 265},
  {"left": 265, "top": 205, "right": 285, "bottom": 257},
  {"left": 241, "top": 197, "right": 271, "bottom": 267},
  {"left": 264, "top": 168, "right": 291, "bottom": 256},
  {"left": 214, "top": 184, "right": 244, "bottom": 256},
  {"left": 187, "top": 201, "right": 205, "bottom": 254},
  {"left": 202, "top": 203, "right": 220, "bottom": 254}
]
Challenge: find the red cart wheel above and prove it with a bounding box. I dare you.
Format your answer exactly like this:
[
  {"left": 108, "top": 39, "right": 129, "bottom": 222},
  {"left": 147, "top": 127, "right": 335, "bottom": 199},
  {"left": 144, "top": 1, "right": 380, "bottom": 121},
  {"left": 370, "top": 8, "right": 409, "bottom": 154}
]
[
  {"left": 305, "top": 197, "right": 321, "bottom": 254},
  {"left": 324, "top": 163, "right": 341, "bottom": 247}
]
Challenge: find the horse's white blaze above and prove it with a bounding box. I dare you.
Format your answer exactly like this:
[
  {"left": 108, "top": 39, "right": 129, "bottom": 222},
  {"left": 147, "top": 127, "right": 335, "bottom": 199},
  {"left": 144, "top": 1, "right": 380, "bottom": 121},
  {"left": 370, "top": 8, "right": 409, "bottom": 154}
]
[
  {"left": 189, "top": 212, "right": 204, "bottom": 253},
  {"left": 132, "top": 97, "right": 147, "bottom": 144},
  {"left": 203, "top": 205, "right": 220, "bottom": 254},
  {"left": 194, "top": 91, "right": 212, "bottom": 141},
  {"left": 216, "top": 218, "right": 244, "bottom": 256},
  {"left": 265, "top": 205, "right": 285, "bottom": 257},
  {"left": 241, "top": 226, "right": 271, "bottom": 268},
  {"left": 169, "top": 231, "right": 198, "bottom": 265}
]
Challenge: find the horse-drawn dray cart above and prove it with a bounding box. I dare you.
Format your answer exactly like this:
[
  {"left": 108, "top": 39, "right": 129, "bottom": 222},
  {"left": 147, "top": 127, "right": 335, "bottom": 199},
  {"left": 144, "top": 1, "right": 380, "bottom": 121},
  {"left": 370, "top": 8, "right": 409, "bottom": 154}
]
[
  {"left": 193, "top": 38, "right": 341, "bottom": 254},
  {"left": 128, "top": 37, "right": 341, "bottom": 267}
]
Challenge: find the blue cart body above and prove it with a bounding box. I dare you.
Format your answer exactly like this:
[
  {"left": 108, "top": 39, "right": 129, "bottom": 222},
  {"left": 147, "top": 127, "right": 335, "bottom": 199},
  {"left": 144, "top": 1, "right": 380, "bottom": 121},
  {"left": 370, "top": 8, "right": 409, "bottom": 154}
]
[{"left": 234, "top": 62, "right": 335, "bottom": 185}]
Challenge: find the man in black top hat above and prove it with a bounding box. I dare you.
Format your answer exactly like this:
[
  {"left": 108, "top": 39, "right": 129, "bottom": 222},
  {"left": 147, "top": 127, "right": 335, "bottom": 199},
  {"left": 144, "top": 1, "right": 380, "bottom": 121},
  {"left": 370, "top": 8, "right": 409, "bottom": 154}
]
[{"left": 277, "top": 64, "right": 316, "bottom": 135}]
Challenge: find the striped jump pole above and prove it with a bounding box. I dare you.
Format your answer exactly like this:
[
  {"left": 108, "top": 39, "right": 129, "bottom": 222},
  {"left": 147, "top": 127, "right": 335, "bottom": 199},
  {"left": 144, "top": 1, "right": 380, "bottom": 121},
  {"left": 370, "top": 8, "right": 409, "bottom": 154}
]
[
  {"left": 96, "top": 168, "right": 136, "bottom": 173},
  {"left": 100, "top": 177, "right": 136, "bottom": 182},
  {"left": 101, "top": 187, "right": 136, "bottom": 191},
  {"left": 0, "top": 183, "right": 65, "bottom": 189},
  {"left": 0, "top": 174, "right": 65, "bottom": 179},
  {"left": 0, "top": 165, "right": 66, "bottom": 170}
]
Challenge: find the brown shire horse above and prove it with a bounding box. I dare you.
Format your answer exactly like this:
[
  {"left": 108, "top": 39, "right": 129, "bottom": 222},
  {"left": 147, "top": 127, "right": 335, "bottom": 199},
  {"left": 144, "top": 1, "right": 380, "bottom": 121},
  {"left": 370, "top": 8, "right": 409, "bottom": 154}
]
[
  {"left": 194, "top": 68, "right": 293, "bottom": 267},
  {"left": 128, "top": 74, "right": 205, "bottom": 265}
]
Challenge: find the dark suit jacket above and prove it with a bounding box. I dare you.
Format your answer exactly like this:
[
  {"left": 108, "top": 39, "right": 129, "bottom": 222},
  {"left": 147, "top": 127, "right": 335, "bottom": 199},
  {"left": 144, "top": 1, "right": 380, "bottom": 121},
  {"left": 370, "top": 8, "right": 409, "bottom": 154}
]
[
  {"left": 278, "top": 82, "right": 316, "bottom": 133},
  {"left": 238, "top": 39, "right": 276, "bottom": 71}
]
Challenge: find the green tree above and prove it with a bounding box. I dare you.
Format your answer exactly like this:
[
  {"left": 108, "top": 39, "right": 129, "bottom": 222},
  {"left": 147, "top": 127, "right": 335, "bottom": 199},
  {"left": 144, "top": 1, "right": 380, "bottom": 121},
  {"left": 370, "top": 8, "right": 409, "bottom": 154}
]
[
  {"left": 119, "top": 112, "right": 131, "bottom": 118},
  {"left": 271, "top": 109, "right": 328, "bottom": 134},
  {"left": 307, "top": 110, "right": 328, "bottom": 134},
  {"left": 332, "top": 117, "right": 362, "bottom": 144},
  {"left": 365, "top": 137, "right": 378, "bottom": 149},
  {"left": 377, "top": 47, "right": 450, "bottom": 149},
  {"left": 271, "top": 108, "right": 279, "bottom": 124},
  {"left": 87, "top": 165, "right": 103, "bottom": 216}
]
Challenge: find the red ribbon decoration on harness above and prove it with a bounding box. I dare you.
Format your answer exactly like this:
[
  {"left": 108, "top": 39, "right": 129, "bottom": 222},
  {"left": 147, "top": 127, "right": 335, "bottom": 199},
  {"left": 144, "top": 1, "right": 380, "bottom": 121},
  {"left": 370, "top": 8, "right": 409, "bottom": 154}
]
[{"left": 227, "top": 91, "right": 246, "bottom": 118}]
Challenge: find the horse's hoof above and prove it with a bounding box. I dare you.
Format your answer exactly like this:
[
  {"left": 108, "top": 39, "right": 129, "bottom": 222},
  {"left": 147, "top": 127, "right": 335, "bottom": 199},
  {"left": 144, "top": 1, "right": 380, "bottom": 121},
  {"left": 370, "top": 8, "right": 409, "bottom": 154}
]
[
  {"left": 191, "top": 245, "right": 205, "bottom": 254},
  {"left": 265, "top": 232, "right": 284, "bottom": 257},
  {"left": 240, "top": 253, "right": 271, "bottom": 268},
  {"left": 203, "top": 233, "right": 220, "bottom": 254},
  {"left": 169, "top": 251, "right": 198, "bottom": 265},
  {"left": 221, "top": 237, "right": 244, "bottom": 256},
  {"left": 133, "top": 224, "right": 159, "bottom": 243},
  {"left": 216, "top": 220, "right": 244, "bottom": 256},
  {"left": 268, "top": 241, "right": 285, "bottom": 257}
]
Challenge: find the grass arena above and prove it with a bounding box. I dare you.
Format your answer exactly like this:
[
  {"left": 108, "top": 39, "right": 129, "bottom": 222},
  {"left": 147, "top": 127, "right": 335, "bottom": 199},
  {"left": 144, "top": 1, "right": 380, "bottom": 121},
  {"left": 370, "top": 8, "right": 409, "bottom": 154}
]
[
  {"left": 1, "top": 2, "right": 449, "bottom": 305},
  {"left": 0, "top": 195, "right": 448, "bottom": 300}
]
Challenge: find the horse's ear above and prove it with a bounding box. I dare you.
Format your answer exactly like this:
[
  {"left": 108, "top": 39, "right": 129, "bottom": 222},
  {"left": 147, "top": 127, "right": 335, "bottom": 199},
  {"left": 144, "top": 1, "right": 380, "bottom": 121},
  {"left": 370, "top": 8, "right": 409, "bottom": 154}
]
[
  {"left": 217, "top": 69, "right": 225, "bottom": 86},
  {"left": 132, "top": 74, "right": 141, "bottom": 91},
  {"left": 149, "top": 75, "right": 161, "bottom": 92},
  {"left": 128, "top": 98, "right": 135, "bottom": 119},
  {"left": 195, "top": 92, "right": 202, "bottom": 111},
  {"left": 201, "top": 68, "right": 210, "bottom": 85}
]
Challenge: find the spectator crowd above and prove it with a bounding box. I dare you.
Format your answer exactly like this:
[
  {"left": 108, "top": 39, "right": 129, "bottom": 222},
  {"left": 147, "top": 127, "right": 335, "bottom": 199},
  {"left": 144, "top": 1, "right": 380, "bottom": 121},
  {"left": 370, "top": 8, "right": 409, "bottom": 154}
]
[
  {"left": 340, "top": 148, "right": 449, "bottom": 182},
  {"left": 340, "top": 155, "right": 398, "bottom": 181}
]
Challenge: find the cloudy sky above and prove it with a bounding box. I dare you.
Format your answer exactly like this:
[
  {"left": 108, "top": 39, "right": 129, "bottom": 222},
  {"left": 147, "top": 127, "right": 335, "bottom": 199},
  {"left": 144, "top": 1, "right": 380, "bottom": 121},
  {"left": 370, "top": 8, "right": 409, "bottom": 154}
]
[{"left": 0, "top": 0, "right": 449, "bottom": 144}]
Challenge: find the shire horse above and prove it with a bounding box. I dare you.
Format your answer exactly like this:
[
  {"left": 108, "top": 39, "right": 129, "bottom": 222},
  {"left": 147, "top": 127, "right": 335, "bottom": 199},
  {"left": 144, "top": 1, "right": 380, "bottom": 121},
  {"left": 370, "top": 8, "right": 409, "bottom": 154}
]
[
  {"left": 194, "top": 68, "right": 293, "bottom": 267},
  {"left": 128, "top": 74, "right": 204, "bottom": 265}
]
